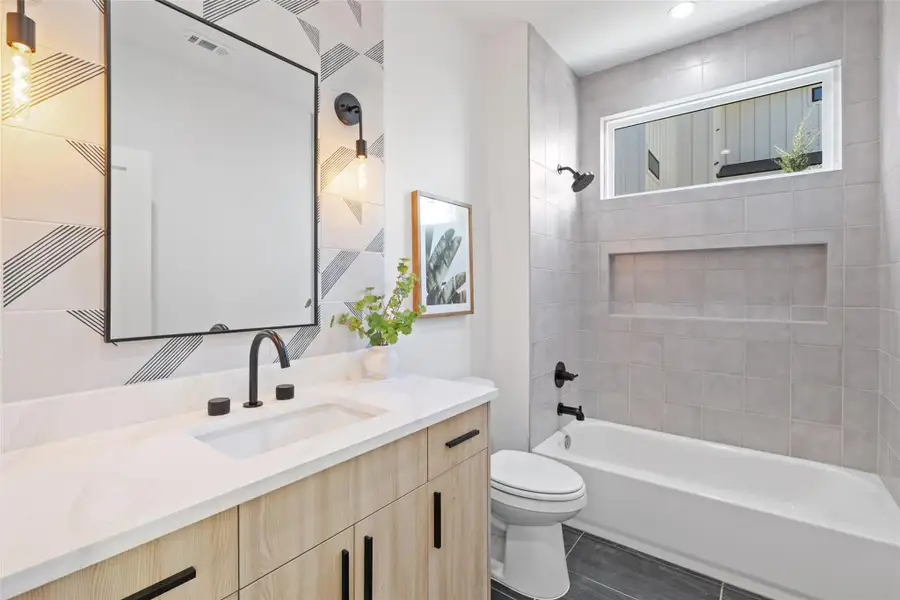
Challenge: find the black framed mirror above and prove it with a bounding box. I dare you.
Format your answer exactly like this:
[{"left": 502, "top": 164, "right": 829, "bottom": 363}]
[{"left": 105, "top": 0, "right": 318, "bottom": 342}]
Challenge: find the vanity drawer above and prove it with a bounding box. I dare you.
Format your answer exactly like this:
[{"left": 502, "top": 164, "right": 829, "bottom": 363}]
[
  {"left": 239, "top": 431, "right": 427, "bottom": 584},
  {"left": 427, "top": 404, "right": 488, "bottom": 479},
  {"left": 13, "top": 509, "right": 238, "bottom": 600}
]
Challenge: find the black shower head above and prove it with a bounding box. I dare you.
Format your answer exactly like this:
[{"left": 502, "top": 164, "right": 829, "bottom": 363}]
[{"left": 557, "top": 165, "right": 595, "bottom": 193}]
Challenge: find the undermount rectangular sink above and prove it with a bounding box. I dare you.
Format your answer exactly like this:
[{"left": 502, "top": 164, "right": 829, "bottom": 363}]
[{"left": 195, "top": 402, "right": 383, "bottom": 459}]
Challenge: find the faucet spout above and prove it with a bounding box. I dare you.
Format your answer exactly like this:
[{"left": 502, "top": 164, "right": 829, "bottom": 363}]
[
  {"left": 245, "top": 330, "right": 290, "bottom": 408},
  {"left": 557, "top": 402, "right": 585, "bottom": 421}
]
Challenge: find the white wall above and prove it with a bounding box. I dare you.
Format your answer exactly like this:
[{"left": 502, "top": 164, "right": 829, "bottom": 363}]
[{"left": 384, "top": 3, "right": 531, "bottom": 452}]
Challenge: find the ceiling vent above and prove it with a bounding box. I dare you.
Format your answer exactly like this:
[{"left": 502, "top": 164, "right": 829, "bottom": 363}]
[{"left": 184, "top": 31, "right": 230, "bottom": 56}]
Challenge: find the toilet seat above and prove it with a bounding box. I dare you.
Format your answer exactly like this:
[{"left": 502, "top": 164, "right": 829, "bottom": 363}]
[{"left": 490, "top": 450, "right": 585, "bottom": 502}]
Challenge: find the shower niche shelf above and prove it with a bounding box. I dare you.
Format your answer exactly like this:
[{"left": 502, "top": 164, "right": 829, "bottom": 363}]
[{"left": 607, "top": 244, "right": 828, "bottom": 323}]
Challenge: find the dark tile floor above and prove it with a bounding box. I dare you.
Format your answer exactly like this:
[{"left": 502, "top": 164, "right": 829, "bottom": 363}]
[{"left": 491, "top": 525, "right": 772, "bottom": 600}]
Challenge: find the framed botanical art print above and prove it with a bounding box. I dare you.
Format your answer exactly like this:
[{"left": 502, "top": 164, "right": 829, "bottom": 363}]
[{"left": 411, "top": 190, "right": 474, "bottom": 318}]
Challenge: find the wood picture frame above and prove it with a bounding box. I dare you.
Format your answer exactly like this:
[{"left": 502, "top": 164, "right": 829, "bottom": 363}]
[{"left": 411, "top": 190, "right": 474, "bottom": 318}]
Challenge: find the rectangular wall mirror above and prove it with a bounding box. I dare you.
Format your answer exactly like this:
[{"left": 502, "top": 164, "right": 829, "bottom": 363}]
[{"left": 106, "top": 0, "right": 318, "bottom": 342}]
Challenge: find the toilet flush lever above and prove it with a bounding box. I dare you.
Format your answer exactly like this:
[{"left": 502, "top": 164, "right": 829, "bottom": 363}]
[{"left": 554, "top": 362, "right": 579, "bottom": 388}]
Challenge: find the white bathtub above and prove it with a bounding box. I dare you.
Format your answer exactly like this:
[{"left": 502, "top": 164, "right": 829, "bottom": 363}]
[{"left": 533, "top": 419, "right": 900, "bottom": 600}]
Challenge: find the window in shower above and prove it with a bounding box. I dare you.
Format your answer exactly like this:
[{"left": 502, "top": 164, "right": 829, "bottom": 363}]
[{"left": 601, "top": 61, "right": 842, "bottom": 198}]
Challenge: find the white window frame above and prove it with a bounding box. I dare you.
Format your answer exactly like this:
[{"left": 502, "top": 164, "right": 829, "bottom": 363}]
[{"left": 600, "top": 61, "right": 842, "bottom": 200}]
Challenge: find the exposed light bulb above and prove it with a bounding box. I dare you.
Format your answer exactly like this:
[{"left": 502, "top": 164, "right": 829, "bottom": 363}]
[
  {"left": 668, "top": 1, "right": 696, "bottom": 19},
  {"left": 8, "top": 47, "right": 31, "bottom": 121},
  {"left": 357, "top": 157, "right": 368, "bottom": 190}
]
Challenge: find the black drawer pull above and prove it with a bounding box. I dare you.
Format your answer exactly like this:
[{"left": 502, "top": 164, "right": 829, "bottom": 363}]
[
  {"left": 364, "top": 535, "right": 374, "bottom": 600},
  {"left": 433, "top": 491, "right": 442, "bottom": 549},
  {"left": 446, "top": 429, "right": 480, "bottom": 448},
  {"left": 341, "top": 549, "right": 350, "bottom": 600},
  {"left": 122, "top": 567, "right": 196, "bottom": 600}
]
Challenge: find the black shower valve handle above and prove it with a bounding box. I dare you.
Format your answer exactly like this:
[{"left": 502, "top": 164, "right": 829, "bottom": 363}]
[{"left": 554, "top": 361, "right": 579, "bottom": 388}]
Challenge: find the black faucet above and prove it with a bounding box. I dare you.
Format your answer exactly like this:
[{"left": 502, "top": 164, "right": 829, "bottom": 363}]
[
  {"left": 558, "top": 403, "right": 585, "bottom": 421},
  {"left": 245, "top": 330, "right": 290, "bottom": 408}
]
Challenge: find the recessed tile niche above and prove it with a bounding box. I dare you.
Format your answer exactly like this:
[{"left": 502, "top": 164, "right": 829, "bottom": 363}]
[{"left": 609, "top": 244, "right": 827, "bottom": 322}]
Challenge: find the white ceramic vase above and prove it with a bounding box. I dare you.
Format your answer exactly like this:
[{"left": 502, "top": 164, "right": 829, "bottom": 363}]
[{"left": 363, "top": 345, "right": 399, "bottom": 379}]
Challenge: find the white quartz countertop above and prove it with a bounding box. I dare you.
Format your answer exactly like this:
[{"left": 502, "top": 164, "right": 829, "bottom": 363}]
[{"left": 0, "top": 376, "right": 496, "bottom": 599}]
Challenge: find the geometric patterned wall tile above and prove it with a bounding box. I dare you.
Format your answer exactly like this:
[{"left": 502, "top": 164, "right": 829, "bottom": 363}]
[
  {"left": 364, "top": 40, "right": 383, "bottom": 65},
  {"left": 320, "top": 249, "right": 383, "bottom": 301},
  {"left": 369, "top": 133, "right": 384, "bottom": 160},
  {"left": 320, "top": 146, "right": 356, "bottom": 191},
  {"left": 9, "top": 74, "right": 106, "bottom": 144},
  {"left": 202, "top": 0, "right": 259, "bottom": 23},
  {"left": 298, "top": 17, "right": 321, "bottom": 53},
  {"left": 68, "top": 309, "right": 106, "bottom": 338},
  {"left": 2, "top": 221, "right": 104, "bottom": 308},
  {"left": 272, "top": 0, "right": 318, "bottom": 16},
  {"left": 215, "top": 0, "right": 319, "bottom": 70},
  {"left": 364, "top": 228, "right": 384, "bottom": 253},
  {"left": 321, "top": 42, "right": 359, "bottom": 80},
  {"left": 2, "top": 310, "right": 154, "bottom": 402},
  {"left": 67, "top": 140, "right": 105, "bottom": 175},
  {"left": 125, "top": 336, "right": 203, "bottom": 385},
  {"left": 346, "top": 0, "right": 362, "bottom": 27},
  {"left": 319, "top": 193, "right": 384, "bottom": 251},
  {"left": 1, "top": 127, "right": 105, "bottom": 226},
  {"left": 1, "top": 52, "right": 104, "bottom": 120}
]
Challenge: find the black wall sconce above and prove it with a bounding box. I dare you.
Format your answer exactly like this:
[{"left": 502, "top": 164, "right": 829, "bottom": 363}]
[
  {"left": 334, "top": 92, "right": 367, "bottom": 159},
  {"left": 334, "top": 92, "right": 367, "bottom": 188},
  {"left": 6, "top": 0, "right": 36, "bottom": 120}
]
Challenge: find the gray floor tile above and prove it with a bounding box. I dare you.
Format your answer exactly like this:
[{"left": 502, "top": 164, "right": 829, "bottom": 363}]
[
  {"left": 723, "top": 584, "right": 771, "bottom": 600},
  {"left": 563, "top": 525, "right": 584, "bottom": 554},
  {"left": 492, "top": 589, "right": 518, "bottom": 600},
  {"left": 491, "top": 580, "right": 532, "bottom": 600},
  {"left": 562, "top": 572, "right": 635, "bottom": 600},
  {"left": 566, "top": 534, "right": 722, "bottom": 600}
]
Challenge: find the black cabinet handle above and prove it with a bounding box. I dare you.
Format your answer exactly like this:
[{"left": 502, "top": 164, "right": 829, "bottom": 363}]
[
  {"left": 121, "top": 567, "right": 196, "bottom": 600},
  {"left": 364, "top": 535, "right": 374, "bottom": 600},
  {"left": 341, "top": 549, "right": 350, "bottom": 600},
  {"left": 433, "top": 491, "right": 442, "bottom": 549},
  {"left": 446, "top": 429, "right": 480, "bottom": 448}
]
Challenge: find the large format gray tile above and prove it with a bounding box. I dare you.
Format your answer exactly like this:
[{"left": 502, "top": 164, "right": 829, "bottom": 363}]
[
  {"left": 491, "top": 580, "right": 532, "bottom": 600},
  {"left": 562, "top": 572, "right": 634, "bottom": 600},
  {"left": 563, "top": 524, "right": 584, "bottom": 554},
  {"left": 566, "top": 533, "right": 722, "bottom": 600}
]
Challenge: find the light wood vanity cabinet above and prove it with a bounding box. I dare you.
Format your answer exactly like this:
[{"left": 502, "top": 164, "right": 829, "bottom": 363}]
[
  {"left": 428, "top": 450, "right": 489, "bottom": 600},
  {"left": 12, "top": 509, "right": 238, "bottom": 600},
  {"left": 241, "top": 527, "right": 355, "bottom": 600},
  {"left": 11, "top": 405, "right": 489, "bottom": 600},
  {"left": 238, "top": 431, "right": 427, "bottom": 583}
]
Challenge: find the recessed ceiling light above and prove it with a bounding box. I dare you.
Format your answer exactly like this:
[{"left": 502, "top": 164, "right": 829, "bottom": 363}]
[{"left": 669, "top": 1, "right": 696, "bottom": 19}]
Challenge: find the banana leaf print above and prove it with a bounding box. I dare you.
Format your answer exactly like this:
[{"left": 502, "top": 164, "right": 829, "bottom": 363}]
[{"left": 426, "top": 228, "right": 465, "bottom": 305}]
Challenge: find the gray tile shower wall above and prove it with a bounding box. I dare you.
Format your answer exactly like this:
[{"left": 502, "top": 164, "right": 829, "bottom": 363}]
[
  {"left": 577, "top": 1, "right": 883, "bottom": 471},
  {"left": 878, "top": 0, "right": 900, "bottom": 507},
  {"left": 0, "top": 0, "right": 385, "bottom": 403},
  {"left": 528, "top": 27, "right": 580, "bottom": 448}
]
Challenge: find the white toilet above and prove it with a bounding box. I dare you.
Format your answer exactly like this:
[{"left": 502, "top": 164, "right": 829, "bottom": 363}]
[{"left": 490, "top": 449, "right": 587, "bottom": 600}]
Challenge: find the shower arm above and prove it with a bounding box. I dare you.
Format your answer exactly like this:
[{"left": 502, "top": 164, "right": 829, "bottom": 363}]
[{"left": 557, "top": 165, "right": 577, "bottom": 177}]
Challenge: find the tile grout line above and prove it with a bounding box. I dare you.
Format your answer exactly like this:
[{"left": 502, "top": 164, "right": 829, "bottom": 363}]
[
  {"left": 567, "top": 568, "right": 643, "bottom": 600},
  {"left": 571, "top": 531, "right": 583, "bottom": 556},
  {"left": 720, "top": 581, "right": 726, "bottom": 600}
]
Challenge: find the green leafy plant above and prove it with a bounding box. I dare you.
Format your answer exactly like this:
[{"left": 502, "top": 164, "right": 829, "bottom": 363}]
[
  {"left": 775, "top": 108, "right": 820, "bottom": 173},
  {"left": 329, "top": 258, "right": 426, "bottom": 346}
]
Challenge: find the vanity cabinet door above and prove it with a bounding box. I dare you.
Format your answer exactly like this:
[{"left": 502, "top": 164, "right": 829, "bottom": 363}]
[
  {"left": 11, "top": 509, "right": 238, "bottom": 600},
  {"left": 240, "top": 431, "right": 426, "bottom": 583},
  {"left": 240, "top": 528, "right": 353, "bottom": 600},
  {"left": 353, "top": 487, "right": 428, "bottom": 600},
  {"left": 428, "top": 450, "right": 489, "bottom": 600}
]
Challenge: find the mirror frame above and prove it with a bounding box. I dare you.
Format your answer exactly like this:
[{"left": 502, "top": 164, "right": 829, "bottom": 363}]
[{"left": 103, "top": 0, "right": 320, "bottom": 343}]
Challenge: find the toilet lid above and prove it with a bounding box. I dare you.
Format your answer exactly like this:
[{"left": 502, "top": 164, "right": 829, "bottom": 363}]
[{"left": 491, "top": 450, "right": 584, "bottom": 498}]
